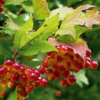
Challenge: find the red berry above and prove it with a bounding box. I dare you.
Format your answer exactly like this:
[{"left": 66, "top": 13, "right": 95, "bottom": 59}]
[
  {"left": 59, "top": 79, "right": 67, "bottom": 87},
  {"left": 62, "top": 69, "right": 70, "bottom": 78},
  {"left": 0, "top": 0, "right": 5, "bottom": 6},
  {"left": 40, "top": 78, "right": 48, "bottom": 87},
  {"left": 56, "top": 91, "right": 61, "bottom": 97},
  {"left": 0, "top": 80, "right": 7, "bottom": 88},
  {"left": 18, "top": 66, "right": 25, "bottom": 74},
  {"left": 4, "top": 60, "right": 13, "bottom": 68},
  {"left": 33, "top": 79, "right": 40, "bottom": 87},
  {"left": 39, "top": 66, "right": 45, "bottom": 74},
  {"left": 25, "top": 84, "right": 34, "bottom": 92},
  {"left": 19, "top": 74, "right": 28, "bottom": 83},
  {"left": 85, "top": 57, "right": 91, "bottom": 62},
  {"left": 25, "top": 67, "right": 33, "bottom": 76},
  {"left": 57, "top": 54, "right": 63, "bottom": 62},
  {"left": 46, "top": 69, "right": 54, "bottom": 77},
  {"left": 86, "top": 49, "right": 91, "bottom": 57},
  {"left": 54, "top": 70, "right": 61, "bottom": 80},
  {"left": 67, "top": 75, "right": 76, "bottom": 84},
  {"left": 42, "top": 59, "right": 50, "bottom": 68},
  {"left": 28, "top": 72, "right": 38, "bottom": 81},
  {"left": 11, "top": 72, "right": 19, "bottom": 82},
  {"left": 16, "top": 83, "right": 24, "bottom": 91},
  {"left": 0, "top": 6, "right": 3, "bottom": 13},
  {"left": 84, "top": 60, "right": 90, "bottom": 69},
  {"left": 11, "top": 62, "right": 20, "bottom": 72},
  {"left": 52, "top": 61, "right": 60, "bottom": 69},
  {"left": 58, "top": 65, "right": 65, "bottom": 73},
  {"left": 90, "top": 61, "right": 98, "bottom": 69},
  {"left": 33, "top": 69, "right": 40, "bottom": 78},
  {"left": 8, "top": 81, "right": 15, "bottom": 88}
]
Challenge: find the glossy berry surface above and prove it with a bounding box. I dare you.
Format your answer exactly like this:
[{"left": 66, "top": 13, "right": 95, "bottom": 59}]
[
  {"left": 56, "top": 91, "right": 61, "bottom": 97},
  {"left": 40, "top": 78, "right": 48, "bottom": 87}
]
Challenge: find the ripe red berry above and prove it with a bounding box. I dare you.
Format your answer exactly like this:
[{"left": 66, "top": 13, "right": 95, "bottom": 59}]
[
  {"left": 0, "top": 0, "right": 5, "bottom": 6},
  {"left": 86, "top": 49, "right": 91, "bottom": 57},
  {"left": 67, "top": 75, "right": 76, "bottom": 84},
  {"left": 62, "top": 69, "right": 70, "bottom": 78},
  {"left": 0, "top": 6, "right": 3, "bottom": 13},
  {"left": 84, "top": 60, "right": 90, "bottom": 69},
  {"left": 0, "top": 80, "right": 7, "bottom": 88},
  {"left": 25, "top": 67, "right": 33, "bottom": 76},
  {"left": 39, "top": 66, "right": 45, "bottom": 74},
  {"left": 11, "top": 72, "right": 19, "bottom": 82},
  {"left": 33, "top": 79, "right": 40, "bottom": 87},
  {"left": 28, "top": 72, "right": 38, "bottom": 81},
  {"left": 4, "top": 60, "right": 13, "bottom": 68},
  {"left": 33, "top": 69, "right": 40, "bottom": 78},
  {"left": 11, "top": 62, "right": 20, "bottom": 72},
  {"left": 19, "top": 74, "right": 28, "bottom": 83},
  {"left": 46, "top": 69, "right": 54, "bottom": 77},
  {"left": 7, "top": 81, "right": 15, "bottom": 88},
  {"left": 40, "top": 78, "right": 48, "bottom": 87},
  {"left": 56, "top": 91, "right": 61, "bottom": 97},
  {"left": 18, "top": 66, "right": 25, "bottom": 74},
  {"left": 42, "top": 59, "right": 50, "bottom": 68},
  {"left": 54, "top": 70, "right": 61, "bottom": 80},
  {"left": 16, "top": 83, "right": 24, "bottom": 91},
  {"left": 90, "top": 61, "right": 98, "bottom": 69},
  {"left": 85, "top": 57, "right": 91, "bottom": 62},
  {"left": 59, "top": 79, "right": 67, "bottom": 87},
  {"left": 25, "top": 84, "right": 34, "bottom": 92}
]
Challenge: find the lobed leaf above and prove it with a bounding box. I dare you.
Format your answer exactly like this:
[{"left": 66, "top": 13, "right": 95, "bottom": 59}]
[
  {"left": 32, "top": 0, "right": 50, "bottom": 20},
  {"left": 48, "top": 38, "right": 89, "bottom": 59},
  {"left": 14, "top": 14, "right": 59, "bottom": 55},
  {"left": 56, "top": 4, "right": 100, "bottom": 43}
]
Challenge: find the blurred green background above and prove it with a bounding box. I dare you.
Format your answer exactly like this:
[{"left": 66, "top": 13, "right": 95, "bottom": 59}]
[{"left": 0, "top": 0, "right": 100, "bottom": 100}]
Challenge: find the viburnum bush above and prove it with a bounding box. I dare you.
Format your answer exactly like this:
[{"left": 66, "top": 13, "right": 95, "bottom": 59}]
[{"left": 0, "top": 0, "right": 99, "bottom": 100}]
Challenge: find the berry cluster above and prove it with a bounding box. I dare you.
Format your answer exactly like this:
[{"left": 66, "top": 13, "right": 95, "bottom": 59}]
[
  {"left": 0, "top": 0, "right": 5, "bottom": 13},
  {"left": 0, "top": 60, "right": 48, "bottom": 99},
  {"left": 39, "top": 45, "right": 98, "bottom": 87},
  {"left": 0, "top": 45, "right": 98, "bottom": 99}
]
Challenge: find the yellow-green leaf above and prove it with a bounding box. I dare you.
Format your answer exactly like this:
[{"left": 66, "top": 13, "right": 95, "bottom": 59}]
[
  {"left": 14, "top": 15, "right": 33, "bottom": 49},
  {"left": 32, "top": 0, "right": 50, "bottom": 20}
]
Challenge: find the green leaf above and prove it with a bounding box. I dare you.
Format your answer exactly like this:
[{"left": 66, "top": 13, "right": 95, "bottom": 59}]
[
  {"left": 14, "top": 15, "right": 33, "bottom": 49},
  {"left": 48, "top": 37, "right": 89, "bottom": 59},
  {"left": 14, "top": 15, "right": 27, "bottom": 27},
  {"left": 5, "top": 0, "right": 24, "bottom": 5},
  {"left": 21, "top": 1, "right": 34, "bottom": 14},
  {"left": 0, "top": 42, "right": 12, "bottom": 59},
  {"left": 75, "top": 70, "right": 89, "bottom": 86},
  {"left": 14, "top": 14, "right": 59, "bottom": 56},
  {"left": 0, "top": 29, "right": 16, "bottom": 36},
  {"left": 5, "top": 87, "right": 17, "bottom": 100},
  {"left": 32, "top": 0, "right": 50, "bottom": 20},
  {"left": 56, "top": 29, "right": 76, "bottom": 43},
  {"left": 75, "top": 26, "right": 88, "bottom": 39},
  {"left": 20, "top": 41, "right": 58, "bottom": 56}
]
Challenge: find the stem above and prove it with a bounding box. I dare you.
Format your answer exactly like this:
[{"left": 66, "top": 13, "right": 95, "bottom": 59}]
[
  {"left": 19, "top": 64, "right": 30, "bottom": 68},
  {"left": 14, "top": 49, "right": 20, "bottom": 63}
]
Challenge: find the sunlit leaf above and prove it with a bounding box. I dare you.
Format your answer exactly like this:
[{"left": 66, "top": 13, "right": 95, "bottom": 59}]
[
  {"left": 32, "top": 0, "right": 50, "bottom": 20},
  {"left": 49, "top": 7, "right": 73, "bottom": 20}
]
